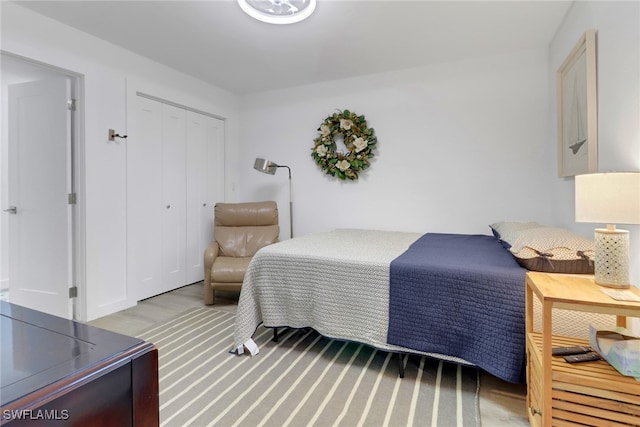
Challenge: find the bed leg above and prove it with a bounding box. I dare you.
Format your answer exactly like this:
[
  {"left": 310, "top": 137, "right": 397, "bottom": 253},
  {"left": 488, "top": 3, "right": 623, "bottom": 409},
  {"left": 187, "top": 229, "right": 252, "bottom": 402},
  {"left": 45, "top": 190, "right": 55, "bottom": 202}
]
[
  {"left": 398, "top": 353, "right": 405, "bottom": 378},
  {"left": 273, "top": 328, "right": 279, "bottom": 343}
]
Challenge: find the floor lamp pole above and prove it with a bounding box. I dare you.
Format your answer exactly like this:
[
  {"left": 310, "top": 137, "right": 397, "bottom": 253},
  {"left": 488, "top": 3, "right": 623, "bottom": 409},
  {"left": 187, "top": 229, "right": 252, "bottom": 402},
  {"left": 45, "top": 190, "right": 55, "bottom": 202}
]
[{"left": 284, "top": 166, "right": 293, "bottom": 239}]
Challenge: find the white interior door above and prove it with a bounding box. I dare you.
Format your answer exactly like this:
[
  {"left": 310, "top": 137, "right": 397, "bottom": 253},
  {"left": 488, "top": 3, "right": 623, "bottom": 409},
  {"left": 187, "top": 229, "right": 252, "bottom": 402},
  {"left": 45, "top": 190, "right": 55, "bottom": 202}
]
[
  {"left": 6, "top": 78, "right": 72, "bottom": 318},
  {"left": 185, "top": 111, "right": 208, "bottom": 284},
  {"left": 204, "top": 117, "right": 225, "bottom": 265},
  {"left": 161, "top": 104, "right": 186, "bottom": 292},
  {"left": 185, "top": 112, "right": 224, "bottom": 284},
  {"left": 129, "top": 96, "right": 186, "bottom": 300},
  {"left": 128, "top": 96, "right": 163, "bottom": 300}
]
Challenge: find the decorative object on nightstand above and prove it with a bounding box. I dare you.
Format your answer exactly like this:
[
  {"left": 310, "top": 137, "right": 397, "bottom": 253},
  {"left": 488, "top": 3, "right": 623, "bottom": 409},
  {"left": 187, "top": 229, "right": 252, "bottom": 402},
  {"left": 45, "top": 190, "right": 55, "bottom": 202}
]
[
  {"left": 575, "top": 172, "right": 640, "bottom": 288},
  {"left": 254, "top": 158, "right": 293, "bottom": 238}
]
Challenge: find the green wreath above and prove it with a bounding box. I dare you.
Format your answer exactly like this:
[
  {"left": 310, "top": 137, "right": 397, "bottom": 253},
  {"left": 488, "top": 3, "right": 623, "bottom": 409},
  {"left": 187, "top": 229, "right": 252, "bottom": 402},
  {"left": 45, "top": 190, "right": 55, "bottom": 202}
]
[{"left": 311, "top": 109, "right": 377, "bottom": 180}]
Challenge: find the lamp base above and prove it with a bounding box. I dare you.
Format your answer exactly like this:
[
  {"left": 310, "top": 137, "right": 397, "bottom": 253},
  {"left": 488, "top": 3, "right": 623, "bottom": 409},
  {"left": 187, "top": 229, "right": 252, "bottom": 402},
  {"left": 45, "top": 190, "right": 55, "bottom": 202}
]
[{"left": 594, "top": 228, "right": 630, "bottom": 289}]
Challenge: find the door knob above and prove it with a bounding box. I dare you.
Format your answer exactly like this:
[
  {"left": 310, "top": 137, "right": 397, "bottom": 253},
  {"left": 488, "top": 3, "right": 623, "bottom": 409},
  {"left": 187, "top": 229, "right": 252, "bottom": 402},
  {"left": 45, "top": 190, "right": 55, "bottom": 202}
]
[
  {"left": 166, "top": 205, "right": 171, "bottom": 209},
  {"left": 3, "top": 206, "right": 17, "bottom": 214}
]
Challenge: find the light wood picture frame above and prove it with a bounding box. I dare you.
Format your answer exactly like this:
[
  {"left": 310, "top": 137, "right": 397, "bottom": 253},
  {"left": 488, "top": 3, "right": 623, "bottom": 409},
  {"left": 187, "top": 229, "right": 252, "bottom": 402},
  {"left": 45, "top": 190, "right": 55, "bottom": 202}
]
[{"left": 557, "top": 29, "right": 598, "bottom": 177}]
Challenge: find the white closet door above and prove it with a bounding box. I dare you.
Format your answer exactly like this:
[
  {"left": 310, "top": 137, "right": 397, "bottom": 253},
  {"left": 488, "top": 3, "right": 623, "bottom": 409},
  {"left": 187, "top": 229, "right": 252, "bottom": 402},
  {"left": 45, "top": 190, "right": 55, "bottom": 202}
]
[
  {"left": 128, "top": 97, "right": 163, "bottom": 300},
  {"left": 185, "top": 112, "right": 207, "bottom": 284},
  {"left": 129, "top": 96, "right": 223, "bottom": 300},
  {"left": 129, "top": 98, "right": 187, "bottom": 300},
  {"left": 161, "top": 104, "right": 186, "bottom": 292},
  {"left": 205, "top": 117, "right": 225, "bottom": 253},
  {"left": 185, "top": 113, "right": 225, "bottom": 284}
]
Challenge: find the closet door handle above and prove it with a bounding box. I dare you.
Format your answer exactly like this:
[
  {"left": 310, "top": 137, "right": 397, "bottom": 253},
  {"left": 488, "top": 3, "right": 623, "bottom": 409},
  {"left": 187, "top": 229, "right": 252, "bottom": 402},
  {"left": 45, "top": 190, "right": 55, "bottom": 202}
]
[
  {"left": 203, "top": 203, "right": 207, "bottom": 207},
  {"left": 166, "top": 205, "right": 171, "bottom": 209}
]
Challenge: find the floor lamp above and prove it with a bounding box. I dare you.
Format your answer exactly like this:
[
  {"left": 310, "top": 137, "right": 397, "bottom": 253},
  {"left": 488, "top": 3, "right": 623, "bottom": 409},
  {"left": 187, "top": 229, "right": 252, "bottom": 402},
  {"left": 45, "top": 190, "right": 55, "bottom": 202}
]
[{"left": 254, "top": 158, "right": 293, "bottom": 238}]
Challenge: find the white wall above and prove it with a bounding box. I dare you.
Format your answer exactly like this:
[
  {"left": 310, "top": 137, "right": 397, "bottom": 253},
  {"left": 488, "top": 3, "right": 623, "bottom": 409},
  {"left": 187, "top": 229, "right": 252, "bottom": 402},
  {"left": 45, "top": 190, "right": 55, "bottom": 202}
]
[
  {"left": 1, "top": 2, "right": 240, "bottom": 321},
  {"left": 549, "top": 1, "right": 640, "bottom": 331},
  {"left": 238, "top": 48, "right": 555, "bottom": 239},
  {"left": 550, "top": 1, "right": 640, "bottom": 289}
]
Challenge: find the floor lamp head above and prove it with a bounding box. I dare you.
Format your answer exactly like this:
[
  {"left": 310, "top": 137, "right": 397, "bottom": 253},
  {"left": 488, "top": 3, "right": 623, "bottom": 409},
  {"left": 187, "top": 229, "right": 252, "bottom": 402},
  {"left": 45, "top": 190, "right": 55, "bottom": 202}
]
[
  {"left": 253, "top": 157, "right": 294, "bottom": 239},
  {"left": 254, "top": 158, "right": 278, "bottom": 175}
]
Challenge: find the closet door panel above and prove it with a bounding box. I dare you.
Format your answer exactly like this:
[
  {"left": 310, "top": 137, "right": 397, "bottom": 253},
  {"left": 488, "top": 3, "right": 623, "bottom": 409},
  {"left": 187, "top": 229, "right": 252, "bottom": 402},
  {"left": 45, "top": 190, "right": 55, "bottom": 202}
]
[
  {"left": 206, "top": 117, "right": 225, "bottom": 250},
  {"left": 186, "top": 114, "right": 225, "bottom": 284},
  {"left": 161, "top": 104, "right": 186, "bottom": 292},
  {"left": 128, "top": 97, "right": 163, "bottom": 300},
  {"left": 185, "top": 112, "right": 207, "bottom": 284}
]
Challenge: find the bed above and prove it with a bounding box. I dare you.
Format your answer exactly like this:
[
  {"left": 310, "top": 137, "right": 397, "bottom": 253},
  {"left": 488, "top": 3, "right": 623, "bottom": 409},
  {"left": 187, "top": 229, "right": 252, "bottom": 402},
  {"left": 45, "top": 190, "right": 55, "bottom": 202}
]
[{"left": 232, "top": 228, "right": 529, "bottom": 383}]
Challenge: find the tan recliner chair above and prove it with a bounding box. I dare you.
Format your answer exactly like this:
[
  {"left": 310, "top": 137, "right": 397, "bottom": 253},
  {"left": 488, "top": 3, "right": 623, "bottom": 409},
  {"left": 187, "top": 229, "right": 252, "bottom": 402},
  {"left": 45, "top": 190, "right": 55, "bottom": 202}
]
[{"left": 204, "top": 201, "right": 279, "bottom": 305}]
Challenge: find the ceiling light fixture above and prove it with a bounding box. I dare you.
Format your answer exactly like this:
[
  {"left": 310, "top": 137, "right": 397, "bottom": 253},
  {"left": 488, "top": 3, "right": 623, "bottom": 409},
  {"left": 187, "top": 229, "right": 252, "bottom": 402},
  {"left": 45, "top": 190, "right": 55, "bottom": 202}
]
[{"left": 237, "top": 0, "right": 316, "bottom": 25}]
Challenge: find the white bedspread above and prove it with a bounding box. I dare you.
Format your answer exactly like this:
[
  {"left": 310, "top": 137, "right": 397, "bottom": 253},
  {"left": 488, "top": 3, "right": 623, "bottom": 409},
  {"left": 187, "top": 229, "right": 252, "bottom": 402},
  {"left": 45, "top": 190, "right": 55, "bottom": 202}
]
[{"left": 232, "top": 229, "right": 470, "bottom": 364}]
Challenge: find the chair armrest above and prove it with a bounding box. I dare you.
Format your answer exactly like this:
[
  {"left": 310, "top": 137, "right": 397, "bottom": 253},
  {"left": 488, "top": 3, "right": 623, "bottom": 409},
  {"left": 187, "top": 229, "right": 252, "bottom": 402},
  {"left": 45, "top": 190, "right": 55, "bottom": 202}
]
[
  {"left": 204, "top": 241, "right": 219, "bottom": 273},
  {"left": 203, "top": 242, "right": 220, "bottom": 305}
]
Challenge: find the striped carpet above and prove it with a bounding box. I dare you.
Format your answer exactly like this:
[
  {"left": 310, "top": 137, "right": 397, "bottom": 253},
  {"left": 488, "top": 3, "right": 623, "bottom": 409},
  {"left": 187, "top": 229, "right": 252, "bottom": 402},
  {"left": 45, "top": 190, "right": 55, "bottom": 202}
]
[{"left": 137, "top": 307, "right": 480, "bottom": 427}]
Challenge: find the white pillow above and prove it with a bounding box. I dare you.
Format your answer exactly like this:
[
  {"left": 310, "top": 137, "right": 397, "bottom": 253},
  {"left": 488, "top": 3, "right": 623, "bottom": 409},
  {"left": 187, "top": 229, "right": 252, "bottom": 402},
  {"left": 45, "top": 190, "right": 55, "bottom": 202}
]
[
  {"left": 509, "top": 227, "right": 594, "bottom": 274},
  {"left": 489, "top": 221, "right": 542, "bottom": 248}
]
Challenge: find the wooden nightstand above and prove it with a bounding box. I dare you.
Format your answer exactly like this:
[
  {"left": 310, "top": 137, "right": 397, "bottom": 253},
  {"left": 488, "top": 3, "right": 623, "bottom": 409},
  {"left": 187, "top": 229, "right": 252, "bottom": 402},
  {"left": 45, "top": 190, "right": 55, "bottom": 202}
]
[{"left": 525, "top": 272, "right": 640, "bottom": 426}]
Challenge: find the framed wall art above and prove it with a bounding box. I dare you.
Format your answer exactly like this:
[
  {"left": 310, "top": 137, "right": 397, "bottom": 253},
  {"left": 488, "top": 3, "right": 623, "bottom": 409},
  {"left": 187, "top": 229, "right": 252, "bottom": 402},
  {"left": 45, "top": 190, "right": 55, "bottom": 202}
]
[{"left": 557, "top": 29, "right": 598, "bottom": 178}]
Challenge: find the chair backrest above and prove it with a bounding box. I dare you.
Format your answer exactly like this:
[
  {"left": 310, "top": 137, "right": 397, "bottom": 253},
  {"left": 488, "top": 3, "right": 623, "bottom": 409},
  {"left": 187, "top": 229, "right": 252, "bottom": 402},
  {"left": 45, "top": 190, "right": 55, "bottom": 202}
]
[{"left": 214, "top": 201, "right": 279, "bottom": 257}]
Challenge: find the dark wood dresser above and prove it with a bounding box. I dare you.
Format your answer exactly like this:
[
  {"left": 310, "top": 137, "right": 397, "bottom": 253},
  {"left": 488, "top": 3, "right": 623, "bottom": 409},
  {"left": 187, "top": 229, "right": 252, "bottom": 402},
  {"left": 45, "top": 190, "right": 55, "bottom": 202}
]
[{"left": 1, "top": 301, "right": 158, "bottom": 426}]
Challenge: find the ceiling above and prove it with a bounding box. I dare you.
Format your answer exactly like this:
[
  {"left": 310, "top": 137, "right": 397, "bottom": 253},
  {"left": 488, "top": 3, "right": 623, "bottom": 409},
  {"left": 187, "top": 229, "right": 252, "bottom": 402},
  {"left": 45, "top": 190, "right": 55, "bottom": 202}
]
[{"left": 13, "top": 0, "right": 573, "bottom": 95}]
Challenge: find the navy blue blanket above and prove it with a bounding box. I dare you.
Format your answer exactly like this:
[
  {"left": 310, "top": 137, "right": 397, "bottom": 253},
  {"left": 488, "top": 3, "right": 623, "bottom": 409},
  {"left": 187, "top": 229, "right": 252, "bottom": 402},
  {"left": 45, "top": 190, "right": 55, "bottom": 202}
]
[{"left": 387, "top": 233, "right": 527, "bottom": 383}]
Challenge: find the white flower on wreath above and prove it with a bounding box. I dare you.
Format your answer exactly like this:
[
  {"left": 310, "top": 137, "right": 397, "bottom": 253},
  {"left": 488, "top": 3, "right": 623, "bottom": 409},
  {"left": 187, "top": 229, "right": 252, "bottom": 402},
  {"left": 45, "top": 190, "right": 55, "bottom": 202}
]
[
  {"left": 340, "top": 119, "right": 353, "bottom": 130},
  {"left": 315, "top": 145, "right": 328, "bottom": 157},
  {"left": 320, "top": 124, "right": 331, "bottom": 137},
  {"left": 353, "top": 137, "right": 368, "bottom": 153},
  {"left": 336, "top": 159, "right": 351, "bottom": 171}
]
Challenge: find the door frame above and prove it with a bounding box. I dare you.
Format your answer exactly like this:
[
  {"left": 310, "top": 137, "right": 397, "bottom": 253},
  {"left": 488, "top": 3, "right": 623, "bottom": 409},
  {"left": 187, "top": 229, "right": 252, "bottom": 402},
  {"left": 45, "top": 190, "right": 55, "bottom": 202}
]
[{"left": 1, "top": 50, "right": 86, "bottom": 320}]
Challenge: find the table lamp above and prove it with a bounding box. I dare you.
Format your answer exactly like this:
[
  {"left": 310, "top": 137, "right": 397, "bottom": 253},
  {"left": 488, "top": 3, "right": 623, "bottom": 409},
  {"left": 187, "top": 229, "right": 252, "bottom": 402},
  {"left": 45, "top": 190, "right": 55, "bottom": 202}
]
[
  {"left": 575, "top": 172, "right": 640, "bottom": 288},
  {"left": 254, "top": 158, "right": 293, "bottom": 238}
]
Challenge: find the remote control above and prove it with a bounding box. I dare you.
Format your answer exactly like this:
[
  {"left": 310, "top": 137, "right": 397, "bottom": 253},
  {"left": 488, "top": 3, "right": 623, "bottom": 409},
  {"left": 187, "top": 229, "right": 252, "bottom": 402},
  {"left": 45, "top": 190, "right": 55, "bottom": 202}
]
[
  {"left": 552, "top": 346, "right": 591, "bottom": 356},
  {"left": 563, "top": 352, "right": 601, "bottom": 363}
]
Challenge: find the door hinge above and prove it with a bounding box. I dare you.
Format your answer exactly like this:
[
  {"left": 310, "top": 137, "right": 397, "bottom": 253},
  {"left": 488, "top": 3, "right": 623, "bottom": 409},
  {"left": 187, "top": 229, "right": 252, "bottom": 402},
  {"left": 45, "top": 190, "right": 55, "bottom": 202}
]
[
  {"left": 69, "top": 286, "right": 78, "bottom": 298},
  {"left": 68, "top": 193, "right": 77, "bottom": 205},
  {"left": 67, "top": 99, "right": 76, "bottom": 111}
]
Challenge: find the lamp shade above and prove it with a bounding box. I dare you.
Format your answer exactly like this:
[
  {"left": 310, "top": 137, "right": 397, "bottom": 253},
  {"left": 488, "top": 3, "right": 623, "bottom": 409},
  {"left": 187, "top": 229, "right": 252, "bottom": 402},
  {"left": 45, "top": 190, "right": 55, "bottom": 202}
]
[
  {"left": 254, "top": 158, "right": 278, "bottom": 175},
  {"left": 575, "top": 172, "right": 640, "bottom": 225}
]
